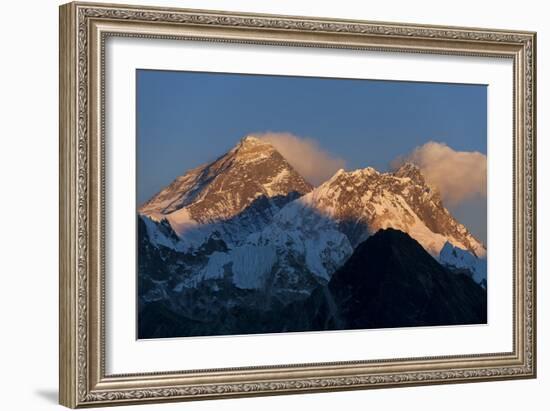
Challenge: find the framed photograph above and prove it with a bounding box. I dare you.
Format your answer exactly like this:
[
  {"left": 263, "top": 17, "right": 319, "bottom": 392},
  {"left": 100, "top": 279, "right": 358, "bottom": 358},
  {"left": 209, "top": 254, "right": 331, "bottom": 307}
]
[{"left": 59, "top": 2, "right": 537, "bottom": 408}]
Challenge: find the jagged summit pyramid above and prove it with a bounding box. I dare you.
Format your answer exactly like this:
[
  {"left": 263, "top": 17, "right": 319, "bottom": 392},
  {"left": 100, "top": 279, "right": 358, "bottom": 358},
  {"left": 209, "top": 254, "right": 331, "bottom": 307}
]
[
  {"left": 139, "top": 135, "right": 313, "bottom": 246},
  {"left": 294, "top": 162, "right": 485, "bottom": 257}
]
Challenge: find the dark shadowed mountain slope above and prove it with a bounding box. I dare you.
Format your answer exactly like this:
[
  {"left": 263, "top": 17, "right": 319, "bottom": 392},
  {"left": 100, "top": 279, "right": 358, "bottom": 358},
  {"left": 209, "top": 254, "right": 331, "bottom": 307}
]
[
  {"left": 139, "top": 227, "right": 487, "bottom": 338},
  {"left": 284, "top": 228, "right": 487, "bottom": 331}
]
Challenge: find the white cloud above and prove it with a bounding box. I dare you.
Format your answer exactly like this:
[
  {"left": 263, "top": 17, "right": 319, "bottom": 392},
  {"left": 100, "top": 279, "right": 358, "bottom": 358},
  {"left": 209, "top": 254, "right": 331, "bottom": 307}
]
[
  {"left": 256, "top": 132, "right": 346, "bottom": 186},
  {"left": 392, "top": 141, "right": 486, "bottom": 206}
]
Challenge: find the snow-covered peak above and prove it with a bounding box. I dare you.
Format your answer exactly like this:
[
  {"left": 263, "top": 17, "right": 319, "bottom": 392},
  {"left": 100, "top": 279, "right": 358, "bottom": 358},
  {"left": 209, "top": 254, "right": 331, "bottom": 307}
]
[
  {"left": 230, "top": 136, "right": 277, "bottom": 162},
  {"left": 289, "top": 164, "right": 485, "bottom": 257},
  {"left": 236, "top": 135, "right": 272, "bottom": 150},
  {"left": 352, "top": 167, "right": 378, "bottom": 177},
  {"left": 330, "top": 168, "right": 346, "bottom": 179},
  {"left": 139, "top": 135, "right": 313, "bottom": 246},
  {"left": 393, "top": 162, "right": 425, "bottom": 183},
  {"left": 239, "top": 135, "right": 263, "bottom": 145},
  {"left": 311, "top": 167, "right": 377, "bottom": 199}
]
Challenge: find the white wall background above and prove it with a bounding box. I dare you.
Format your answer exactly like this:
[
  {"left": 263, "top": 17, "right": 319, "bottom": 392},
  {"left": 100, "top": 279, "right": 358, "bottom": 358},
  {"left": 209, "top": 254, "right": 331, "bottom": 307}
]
[{"left": 0, "top": 0, "right": 546, "bottom": 410}]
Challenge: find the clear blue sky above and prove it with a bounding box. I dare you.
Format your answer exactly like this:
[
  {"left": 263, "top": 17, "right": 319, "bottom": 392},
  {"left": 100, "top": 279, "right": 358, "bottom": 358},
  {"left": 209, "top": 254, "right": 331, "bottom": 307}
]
[{"left": 137, "top": 69, "right": 487, "bottom": 242}]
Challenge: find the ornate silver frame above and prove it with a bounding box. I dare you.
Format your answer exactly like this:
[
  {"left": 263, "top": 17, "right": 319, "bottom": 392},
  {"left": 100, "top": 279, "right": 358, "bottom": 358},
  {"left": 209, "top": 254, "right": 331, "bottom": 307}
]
[{"left": 59, "top": 2, "right": 536, "bottom": 408}]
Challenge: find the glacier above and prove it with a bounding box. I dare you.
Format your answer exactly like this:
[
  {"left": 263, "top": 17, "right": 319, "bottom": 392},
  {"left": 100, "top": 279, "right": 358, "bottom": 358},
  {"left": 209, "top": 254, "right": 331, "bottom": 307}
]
[{"left": 439, "top": 242, "right": 487, "bottom": 288}]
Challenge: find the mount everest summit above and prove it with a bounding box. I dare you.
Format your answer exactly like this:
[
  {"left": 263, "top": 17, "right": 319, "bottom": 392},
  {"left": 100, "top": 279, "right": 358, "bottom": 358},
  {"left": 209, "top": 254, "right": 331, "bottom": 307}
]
[{"left": 138, "top": 135, "right": 487, "bottom": 338}]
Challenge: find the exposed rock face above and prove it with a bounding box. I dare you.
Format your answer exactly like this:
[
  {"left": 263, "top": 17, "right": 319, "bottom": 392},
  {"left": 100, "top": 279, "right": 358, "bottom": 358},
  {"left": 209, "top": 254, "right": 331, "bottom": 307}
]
[
  {"left": 139, "top": 136, "right": 313, "bottom": 249},
  {"left": 296, "top": 164, "right": 485, "bottom": 257}
]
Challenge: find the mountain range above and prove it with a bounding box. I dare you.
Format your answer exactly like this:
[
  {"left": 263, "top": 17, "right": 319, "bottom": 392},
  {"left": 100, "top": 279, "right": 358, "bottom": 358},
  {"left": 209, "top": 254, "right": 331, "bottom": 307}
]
[{"left": 138, "top": 135, "right": 487, "bottom": 338}]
